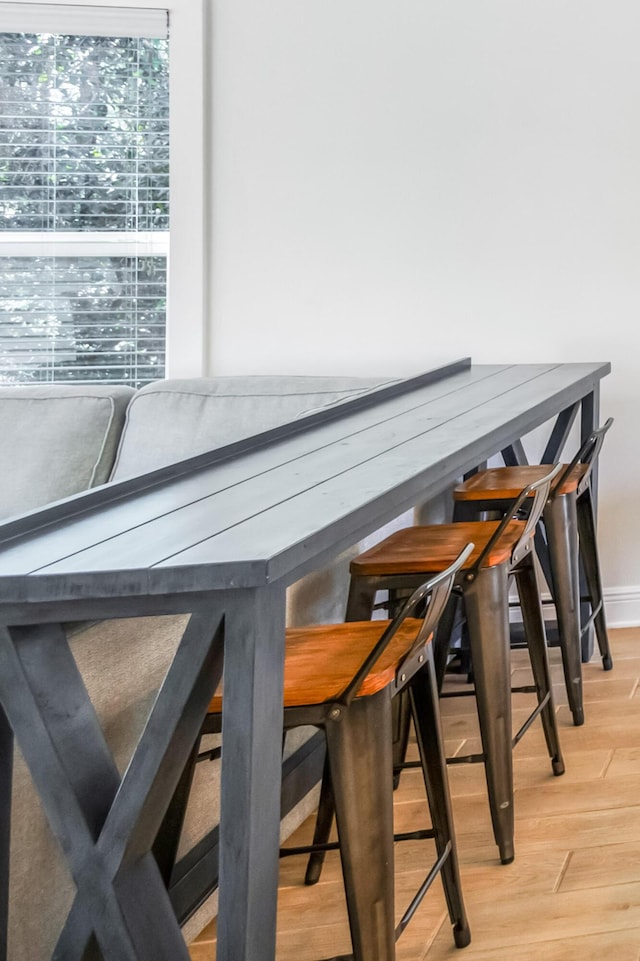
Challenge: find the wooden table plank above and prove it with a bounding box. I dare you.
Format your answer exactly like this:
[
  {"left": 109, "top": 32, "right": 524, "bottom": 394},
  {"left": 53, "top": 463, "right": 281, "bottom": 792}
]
[
  {"left": 0, "top": 364, "right": 571, "bottom": 576},
  {"left": 0, "top": 367, "right": 504, "bottom": 574},
  {"left": 0, "top": 363, "right": 607, "bottom": 596},
  {"left": 27, "top": 364, "right": 561, "bottom": 575},
  {"left": 163, "top": 363, "right": 610, "bottom": 582}
]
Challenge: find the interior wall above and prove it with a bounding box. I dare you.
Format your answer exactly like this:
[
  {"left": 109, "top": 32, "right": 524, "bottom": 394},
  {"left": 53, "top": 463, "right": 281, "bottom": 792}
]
[{"left": 207, "top": 0, "right": 639, "bottom": 620}]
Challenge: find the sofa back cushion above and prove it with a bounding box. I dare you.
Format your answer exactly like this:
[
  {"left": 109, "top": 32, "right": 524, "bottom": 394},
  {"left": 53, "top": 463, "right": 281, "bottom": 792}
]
[
  {"left": 0, "top": 384, "right": 135, "bottom": 521},
  {"left": 110, "top": 375, "right": 389, "bottom": 479}
]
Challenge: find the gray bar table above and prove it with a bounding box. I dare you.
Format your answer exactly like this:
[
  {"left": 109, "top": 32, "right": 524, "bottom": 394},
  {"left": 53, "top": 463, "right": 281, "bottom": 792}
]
[{"left": 0, "top": 360, "right": 610, "bottom": 961}]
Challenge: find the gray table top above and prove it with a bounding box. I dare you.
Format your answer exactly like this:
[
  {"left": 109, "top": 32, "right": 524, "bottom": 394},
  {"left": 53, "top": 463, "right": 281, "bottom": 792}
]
[{"left": 0, "top": 360, "right": 610, "bottom": 608}]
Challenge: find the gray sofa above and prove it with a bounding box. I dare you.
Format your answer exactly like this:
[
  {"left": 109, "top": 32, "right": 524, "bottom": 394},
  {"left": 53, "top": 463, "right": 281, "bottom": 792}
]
[{"left": 0, "top": 375, "right": 393, "bottom": 959}]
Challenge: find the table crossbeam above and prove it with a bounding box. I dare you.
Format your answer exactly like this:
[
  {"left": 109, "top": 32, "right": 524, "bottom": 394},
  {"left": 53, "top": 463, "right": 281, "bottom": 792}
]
[{"left": 0, "top": 604, "right": 225, "bottom": 961}]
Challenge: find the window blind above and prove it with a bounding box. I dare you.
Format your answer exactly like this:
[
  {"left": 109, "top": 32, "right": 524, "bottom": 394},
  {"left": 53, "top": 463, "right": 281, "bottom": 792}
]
[
  {"left": 0, "top": 3, "right": 168, "bottom": 39},
  {"left": 0, "top": 19, "right": 169, "bottom": 387}
]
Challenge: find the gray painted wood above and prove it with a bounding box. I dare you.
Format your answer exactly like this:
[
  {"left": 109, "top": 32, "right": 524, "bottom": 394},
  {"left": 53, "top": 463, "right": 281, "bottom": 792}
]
[
  {"left": 0, "top": 360, "right": 495, "bottom": 574},
  {"left": 20, "top": 364, "right": 560, "bottom": 574},
  {"left": 0, "top": 363, "right": 610, "bottom": 600}
]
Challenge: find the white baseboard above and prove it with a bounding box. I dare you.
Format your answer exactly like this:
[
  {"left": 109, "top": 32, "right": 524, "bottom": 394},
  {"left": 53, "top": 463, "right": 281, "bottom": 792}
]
[
  {"left": 603, "top": 587, "right": 640, "bottom": 629},
  {"left": 510, "top": 587, "right": 640, "bottom": 629}
]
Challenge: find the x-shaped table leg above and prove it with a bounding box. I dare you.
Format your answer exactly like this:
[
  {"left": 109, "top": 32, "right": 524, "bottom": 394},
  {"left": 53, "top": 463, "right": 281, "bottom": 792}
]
[{"left": 0, "top": 603, "right": 225, "bottom": 961}]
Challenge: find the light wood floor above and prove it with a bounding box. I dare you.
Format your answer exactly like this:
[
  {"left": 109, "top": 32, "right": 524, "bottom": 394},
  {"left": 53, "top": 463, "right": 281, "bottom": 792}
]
[{"left": 189, "top": 627, "right": 640, "bottom": 960}]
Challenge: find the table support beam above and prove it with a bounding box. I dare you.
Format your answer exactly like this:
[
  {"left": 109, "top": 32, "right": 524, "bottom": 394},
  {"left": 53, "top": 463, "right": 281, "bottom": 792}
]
[{"left": 217, "top": 584, "right": 286, "bottom": 961}]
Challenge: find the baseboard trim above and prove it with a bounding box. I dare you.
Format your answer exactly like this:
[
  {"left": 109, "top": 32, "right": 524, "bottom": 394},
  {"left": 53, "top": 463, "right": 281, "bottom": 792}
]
[
  {"left": 603, "top": 587, "right": 640, "bottom": 629},
  {"left": 511, "top": 587, "right": 640, "bottom": 630}
]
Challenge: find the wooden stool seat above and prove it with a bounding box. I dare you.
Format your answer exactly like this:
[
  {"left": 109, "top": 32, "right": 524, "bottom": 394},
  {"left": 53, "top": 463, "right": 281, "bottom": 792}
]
[
  {"left": 454, "top": 464, "right": 587, "bottom": 501},
  {"left": 350, "top": 520, "right": 526, "bottom": 576},
  {"left": 209, "top": 617, "right": 426, "bottom": 711}
]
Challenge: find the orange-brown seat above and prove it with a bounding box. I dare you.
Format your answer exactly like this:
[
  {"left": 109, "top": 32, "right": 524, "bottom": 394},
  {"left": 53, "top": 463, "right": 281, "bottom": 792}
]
[
  {"left": 209, "top": 617, "right": 425, "bottom": 712},
  {"left": 350, "top": 520, "right": 526, "bottom": 576},
  {"left": 454, "top": 464, "right": 587, "bottom": 500},
  {"left": 452, "top": 417, "right": 614, "bottom": 727},
  {"left": 346, "top": 465, "right": 565, "bottom": 866},
  {"left": 206, "top": 551, "right": 474, "bottom": 958}
]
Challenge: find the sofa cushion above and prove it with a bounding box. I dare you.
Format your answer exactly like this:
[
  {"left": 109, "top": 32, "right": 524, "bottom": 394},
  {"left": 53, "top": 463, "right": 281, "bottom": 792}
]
[
  {"left": 110, "top": 375, "right": 389, "bottom": 479},
  {"left": 0, "top": 384, "right": 135, "bottom": 521}
]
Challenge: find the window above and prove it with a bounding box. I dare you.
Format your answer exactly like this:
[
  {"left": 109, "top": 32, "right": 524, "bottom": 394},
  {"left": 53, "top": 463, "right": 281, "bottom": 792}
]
[{"left": 0, "top": 1, "right": 206, "bottom": 385}]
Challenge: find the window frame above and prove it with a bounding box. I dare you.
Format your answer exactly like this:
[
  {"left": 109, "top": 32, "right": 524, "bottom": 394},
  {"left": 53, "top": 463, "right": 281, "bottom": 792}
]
[{"left": 0, "top": 0, "right": 208, "bottom": 378}]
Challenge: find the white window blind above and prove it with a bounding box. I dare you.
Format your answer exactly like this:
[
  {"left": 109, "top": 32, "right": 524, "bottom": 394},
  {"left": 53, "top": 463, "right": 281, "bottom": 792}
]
[
  {"left": 0, "top": 4, "right": 168, "bottom": 38},
  {"left": 0, "top": 11, "right": 169, "bottom": 386}
]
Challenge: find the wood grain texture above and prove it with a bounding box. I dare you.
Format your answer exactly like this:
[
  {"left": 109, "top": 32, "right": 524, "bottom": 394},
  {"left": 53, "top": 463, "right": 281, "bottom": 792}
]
[
  {"left": 349, "top": 521, "right": 527, "bottom": 574},
  {"left": 453, "top": 464, "right": 588, "bottom": 500},
  {"left": 208, "top": 617, "right": 427, "bottom": 710},
  {"left": 0, "top": 363, "right": 610, "bottom": 605}
]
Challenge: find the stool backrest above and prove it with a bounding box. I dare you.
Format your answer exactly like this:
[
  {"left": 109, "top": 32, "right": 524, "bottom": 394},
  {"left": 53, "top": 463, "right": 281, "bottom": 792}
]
[
  {"left": 551, "top": 417, "right": 614, "bottom": 499},
  {"left": 473, "top": 463, "right": 563, "bottom": 570},
  {"left": 337, "top": 543, "right": 474, "bottom": 707}
]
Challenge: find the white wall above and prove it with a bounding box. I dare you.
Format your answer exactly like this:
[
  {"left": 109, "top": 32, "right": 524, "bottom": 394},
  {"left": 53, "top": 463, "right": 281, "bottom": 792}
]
[{"left": 206, "top": 0, "right": 640, "bottom": 623}]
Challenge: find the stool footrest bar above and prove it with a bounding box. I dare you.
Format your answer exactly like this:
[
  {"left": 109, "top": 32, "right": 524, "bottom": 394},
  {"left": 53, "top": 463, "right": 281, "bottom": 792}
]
[
  {"left": 512, "top": 693, "right": 551, "bottom": 747},
  {"left": 196, "top": 746, "right": 222, "bottom": 764},
  {"left": 447, "top": 752, "right": 486, "bottom": 765},
  {"left": 395, "top": 841, "right": 453, "bottom": 940},
  {"left": 580, "top": 601, "right": 603, "bottom": 638},
  {"left": 281, "top": 828, "right": 435, "bottom": 860}
]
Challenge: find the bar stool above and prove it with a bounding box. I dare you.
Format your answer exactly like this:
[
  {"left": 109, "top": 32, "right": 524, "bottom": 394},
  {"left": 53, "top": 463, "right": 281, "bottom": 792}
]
[
  {"left": 452, "top": 417, "right": 613, "bottom": 727},
  {"left": 205, "top": 549, "right": 473, "bottom": 959},
  {"left": 345, "top": 465, "right": 565, "bottom": 866}
]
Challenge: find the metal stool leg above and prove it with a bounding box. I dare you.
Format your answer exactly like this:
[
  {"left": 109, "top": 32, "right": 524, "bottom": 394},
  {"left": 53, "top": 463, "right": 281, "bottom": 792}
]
[
  {"left": 347, "top": 577, "right": 413, "bottom": 790},
  {"left": 433, "top": 592, "right": 461, "bottom": 691},
  {"left": 409, "top": 651, "right": 471, "bottom": 948},
  {"left": 0, "top": 707, "right": 11, "bottom": 961},
  {"left": 462, "top": 564, "right": 515, "bottom": 864},
  {"left": 514, "top": 555, "right": 565, "bottom": 776},
  {"left": 391, "top": 689, "right": 412, "bottom": 789},
  {"left": 325, "top": 689, "right": 396, "bottom": 961},
  {"left": 577, "top": 489, "right": 613, "bottom": 670},
  {"left": 345, "top": 576, "right": 377, "bottom": 622},
  {"left": 543, "top": 494, "right": 584, "bottom": 725},
  {"left": 304, "top": 753, "right": 335, "bottom": 886}
]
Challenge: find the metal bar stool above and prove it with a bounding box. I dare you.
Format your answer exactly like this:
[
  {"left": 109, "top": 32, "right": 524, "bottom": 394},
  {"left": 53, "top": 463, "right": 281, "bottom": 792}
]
[
  {"left": 345, "top": 466, "right": 565, "bottom": 866},
  {"left": 197, "top": 549, "right": 474, "bottom": 960},
  {"left": 452, "top": 417, "right": 613, "bottom": 727}
]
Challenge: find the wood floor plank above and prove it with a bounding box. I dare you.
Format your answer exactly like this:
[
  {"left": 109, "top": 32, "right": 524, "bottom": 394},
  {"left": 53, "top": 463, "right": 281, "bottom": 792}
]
[
  {"left": 514, "top": 771, "right": 640, "bottom": 819},
  {"left": 425, "top": 927, "right": 640, "bottom": 961},
  {"left": 606, "top": 747, "right": 640, "bottom": 778},
  {"left": 561, "top": 841, "right": 640, "bottom": 892},
  {"left": 427, "top": 881, "right": 640, "bottom": 948}
]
